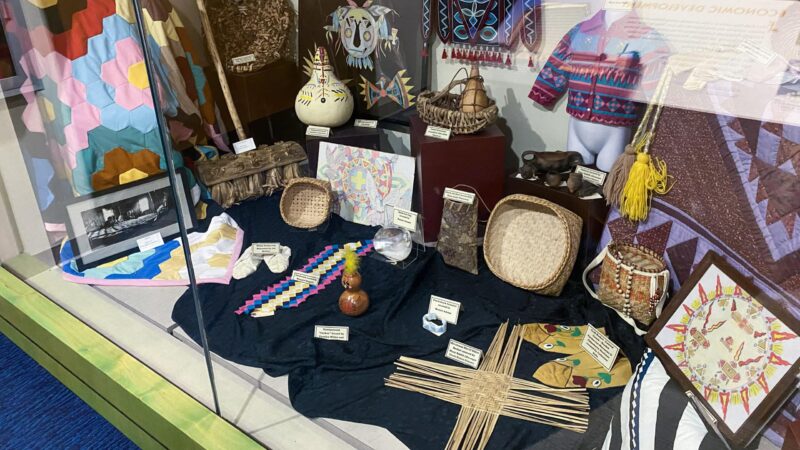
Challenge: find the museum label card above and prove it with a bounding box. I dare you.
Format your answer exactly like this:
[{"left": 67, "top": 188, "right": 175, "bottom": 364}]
[
  {"left": 233, "top": 138, "right": 257, "bottom": 154},
  {"left": 306, "top": 126, "right": 331, "bottom": 138},
  {"left": 354, "top": 119, "right": 378, "bottom": 129},
  {"left": 580, "top": 324, "right": 620, "bottom": 371},
  {"left": 231, "top": 54, "right": 256, "bottom": 66},
  {"left": 425, "top": 126, "right": 452, "bottom": 141},
  {"left": 428, "top": 295, "right": 461, "bottom": 324},
  {"left": 137, "top": 233, "right": 164, "bottom": 252},
  {"left": 252, "top": 243, "right": 280, "bottom": 256},
  {"left": 392, "top": 207, "right": 418, "bottom": 232},
  {"left": 574, "top": 165, "right": 607, "bottom": 186},
  {"left": 314, "top": 325, "right": 349, "bottom": 341},
  {"left": 443, "top": 187, "right": 475, "bottom": 205},
  {"left": 292, "top": 270, "right": 320, "bottom": 286},
  {"left": 445, "top": 340, "right": 483, "bottom": 369}
]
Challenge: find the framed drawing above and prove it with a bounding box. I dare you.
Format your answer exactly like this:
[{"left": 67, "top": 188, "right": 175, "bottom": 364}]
[
  {"left": 65, "top": 169, "right": 196, "bottom": 270},
  {"left": 646, "top": 252, "right": 800, "bottom": 447},
  {"left": 316, "top": 142, "right": 415, "bottom": 227}
]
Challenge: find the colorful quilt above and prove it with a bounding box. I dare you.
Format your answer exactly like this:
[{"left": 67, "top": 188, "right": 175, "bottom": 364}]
[
  {"left": 4, "top": 0, "right": 223, "bottom": 219},
  {"left": 598, "top": 107, "right": 800, "bottom": 445},
  {"left": 61, "top": 213, "right": 243, "bottom": 286}
]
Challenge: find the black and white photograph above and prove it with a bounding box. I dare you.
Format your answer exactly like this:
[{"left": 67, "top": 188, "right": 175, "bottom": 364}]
[{"left": 80, "top": 186, "right": 175, "bottom": 251}]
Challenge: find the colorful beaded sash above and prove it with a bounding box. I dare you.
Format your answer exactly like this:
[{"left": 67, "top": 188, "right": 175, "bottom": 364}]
[{"left": 235, "top": 241, "right": 374, "bottom": 317}]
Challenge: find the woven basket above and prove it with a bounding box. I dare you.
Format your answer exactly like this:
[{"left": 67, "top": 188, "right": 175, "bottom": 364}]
[
  {"left": 484, "top": 195, "right": 582, "bottom": 296},
  {"left": 206, "top": 0, "right": 292, "bottom": 74},
  {"left": 417, "top": 77, "right": 498, "bottom": 135},
  {"left": 280, "top": 178, "right": 332, "bottom": 229}
]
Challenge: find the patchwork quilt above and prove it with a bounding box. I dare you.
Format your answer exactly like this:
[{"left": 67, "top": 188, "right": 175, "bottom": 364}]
[
  {"left": 598, "top": 107, "right": 800, "bottom": 445},
  {"left": 61, "top": 213, "right": 243, "bottom": 286}
]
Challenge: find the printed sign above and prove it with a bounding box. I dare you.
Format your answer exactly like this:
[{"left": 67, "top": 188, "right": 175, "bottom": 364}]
[
  {"left": 736, "top": 40, "right": 777, "bottom": 65},
  {"left": 231, "top": 54, "right": 257, "bottom": 65},
  {"left": 306, "top": 126, "right": 331, "bottom": 138},
  {"left": 443, "top": 188, "right": 475, "bottom": 205},
  {"left": 137, "top": 233, "right": 164, "bottom": 252},
  {"left": 314, "top": 326, "right": 350, "bottom": 341},
  {"left": 425, "top": 126, "right": 452, "bottom": 141},
  {"left": 354, "top": 119, "right": 378, "bottom": 129},
  {"left": 392, "top": 207, "right": 418, "bottom": 232},
  {"left": 292, "top": 270, "right": 320, "bottom": 286},
  {"left": 580, "top": 324, "right": 621, "bottom": 372},
  {"left": 428, "top": 295, "right": 461, "bottom": 325},
  {"left": 252, "top": 243, "right": 280, "bottom": 256},
  {"left": 574, "top": 166, "right": 607, "bottom": 186},
  {"left": 445, "top": 340, "right": 483, "bottom": 369},
  {"left": 233, "top": 138, "right": 257, "bottom": 154}
]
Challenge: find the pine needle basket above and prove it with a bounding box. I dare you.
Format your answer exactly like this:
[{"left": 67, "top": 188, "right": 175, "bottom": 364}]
[
  {"left": 483, "top": 195, "right": 582, "bottom": 296},
  {"left": 417, "top": 71, "right": 498, "bottom": 135},
  {"left": 280, "top": 177, "right": 332, "bottom": 229},
  {"left": 205, "top": 0, "right": 292, "bottom": 74}
]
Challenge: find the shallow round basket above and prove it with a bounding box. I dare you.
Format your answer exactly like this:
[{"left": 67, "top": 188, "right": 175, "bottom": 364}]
[
  {"left": 280, "top": 178, "right": 331, "bottom": 229},
  {"left": 417, "top": 90, "right": 499, "bottom": 135},
  {"left": 483, "top": 194, "right": 583, "bottom": 296}
]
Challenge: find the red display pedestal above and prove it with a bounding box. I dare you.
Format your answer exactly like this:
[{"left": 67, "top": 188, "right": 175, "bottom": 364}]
[{"left": 410, "top": 114, "right": 506, "bottom": 242}]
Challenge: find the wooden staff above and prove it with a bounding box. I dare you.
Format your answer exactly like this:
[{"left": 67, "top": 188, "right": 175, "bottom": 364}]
[{"left": 195, "top": 0, "right": 247, "bottom": 141}]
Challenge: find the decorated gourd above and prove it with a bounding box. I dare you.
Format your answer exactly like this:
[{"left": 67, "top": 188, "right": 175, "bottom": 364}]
[
  {"left": 459, "top": 65, "right": 490, "bottom": 113},
  {"left": 295, "top": 47, "right": 354, "bottom": 128}
]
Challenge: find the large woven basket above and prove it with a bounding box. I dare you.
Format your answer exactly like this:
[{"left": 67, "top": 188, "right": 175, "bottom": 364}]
[
  {"left": 280, "top": 178, "right": 332, "bottom": 229},
  {"left": 417, "top": 78, "right": 498, "bottom": 135},
  {"left": 484, "top": 195, "right": 582, "bottom": 296},
  {"left": 206, "top": 0, "right": 292, "bottom": 74}
]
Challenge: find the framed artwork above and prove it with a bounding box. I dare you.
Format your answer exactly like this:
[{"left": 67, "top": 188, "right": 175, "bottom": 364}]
[
  {"left": 65, "top": 169, "right": 196, "bottom": 270},
  {"left": 646, "top": 253, "right": 800, "bottom": 447},
  {"left": 316, "top": 142, "right": 415, "bottom": 227}
]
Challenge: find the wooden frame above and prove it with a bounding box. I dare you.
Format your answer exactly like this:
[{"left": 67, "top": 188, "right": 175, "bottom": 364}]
[
  {"left": 645, "top": 252, "right": 800, "bottom": 448},
  {"left": 0, "top": 266, "right": 261, "bottom": 449},
  {"left": 64, "top": 170, "right": 196, "bottom": 270}
]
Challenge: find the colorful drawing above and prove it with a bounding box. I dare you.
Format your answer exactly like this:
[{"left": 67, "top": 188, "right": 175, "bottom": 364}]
[
  {"left": 316, "top": 143, "right": 415, "bottom": 227},
  {"left": 359, "top": 70, "right": 415, "bottom": 109},
  {"left": 326, "top": 1, "right": 398, "bottom": 70},
  {"left": 653, "top": 257, "right": 800, "bottom": 436}
]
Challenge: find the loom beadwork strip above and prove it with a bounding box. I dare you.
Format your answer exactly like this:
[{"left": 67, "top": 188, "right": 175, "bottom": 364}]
[{"left": 234, "top": 241, "right": 374, "bottom": 317}]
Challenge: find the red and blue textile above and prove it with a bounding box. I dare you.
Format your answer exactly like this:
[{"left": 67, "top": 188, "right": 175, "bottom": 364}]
[{"left": 529, "top": 10, "right": 669, "bottom": 127}]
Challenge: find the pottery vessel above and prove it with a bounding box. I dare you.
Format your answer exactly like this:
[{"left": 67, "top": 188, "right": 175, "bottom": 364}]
[
  {"left": 295, "top": 47, "right": 354, "bottom": 127},
  {"left": 545, "top": 171, "right": 563, "bottom": 187},
  {"left": 520, "top": 151, "right": 583, "bottom": 174},
  {"left": 567, "top": 172, "right": 583, "bottom": 193},
  {"left": 339, "top": 271, "right": 369, "bottom": 316}
]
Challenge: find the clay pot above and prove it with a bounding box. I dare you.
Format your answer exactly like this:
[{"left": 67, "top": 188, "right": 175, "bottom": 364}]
[
  {"left": 295, "top": 47, "right": 354, "bottom": 127},
  {"left": 521, "top": 151, "right": 584, "bottom": 174},
  {"left": 567, "top": 172, "right": 583, "bottom": 193},
  {"left": 545, "top": 171, "right": 563, "bottom": 187},
  {"left": 339, "top": 271, "right": 369, "bottom": 317},
  {"left": 460, "top": 65, "right": 490, "bottom": 113}
]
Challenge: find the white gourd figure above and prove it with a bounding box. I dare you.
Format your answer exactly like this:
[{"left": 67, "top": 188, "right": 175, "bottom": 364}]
[{"left": 295, "top": 47, "right": 354, "bottom": 128}]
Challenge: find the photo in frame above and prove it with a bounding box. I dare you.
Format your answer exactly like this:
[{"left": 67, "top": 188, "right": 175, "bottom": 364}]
[
  {"left": 316, "top": 142, "right": 415, "bottom": 227},
  {"left": 65, "top": 169, "right": 196, "bottom": 271},
  {"left": 646, "top": 252, "right": 800, "bottom": 447}
]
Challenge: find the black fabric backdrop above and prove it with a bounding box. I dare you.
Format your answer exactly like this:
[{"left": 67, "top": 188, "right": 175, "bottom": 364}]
[{"left": 172, "top": 196, "right": 645, "bottom": 449}]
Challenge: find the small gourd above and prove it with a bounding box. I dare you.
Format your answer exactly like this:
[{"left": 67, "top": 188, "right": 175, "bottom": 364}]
[{"left": 459, "top": 65, "right": 490, "bottom": 113}]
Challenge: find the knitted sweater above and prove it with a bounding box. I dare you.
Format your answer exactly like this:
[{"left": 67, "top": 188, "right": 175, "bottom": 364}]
[{"left": 529, "top": 11, "right": 669, "bottom": 127}]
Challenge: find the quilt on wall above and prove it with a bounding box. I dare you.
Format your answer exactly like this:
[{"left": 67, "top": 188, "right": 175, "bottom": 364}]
[
  {"left": 316, "top": 142, "right": 415, "bottom": 227},
  {"left": 3, "top": 0, "right": 222, "bottom": 225},
  {"left": 597, "top": 107, "right": 800, "bottom": 446}
]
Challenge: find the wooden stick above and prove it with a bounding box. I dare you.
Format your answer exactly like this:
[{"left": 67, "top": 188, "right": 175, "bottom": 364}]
[{"left": 195, "top": 0, "right": 247, "bottom": 141}]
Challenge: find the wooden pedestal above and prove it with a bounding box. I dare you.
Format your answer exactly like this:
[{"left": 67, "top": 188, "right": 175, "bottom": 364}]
[
  {"left": 305, "top": 125, "right": 382, "bottom": 175},
  {"left": 227, "top": 60, "right": 302, "bottom": 129},
  {"left": 410, "top": 115, "right": 506, "bottom": 242},
  {"left": 505, "top": 174, "right": 610, "bottom": 267}
]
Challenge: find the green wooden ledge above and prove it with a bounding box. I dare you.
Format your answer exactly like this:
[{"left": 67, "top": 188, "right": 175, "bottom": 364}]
[{"left": 0, "top": 266, "right": 263, "bottom": 450}]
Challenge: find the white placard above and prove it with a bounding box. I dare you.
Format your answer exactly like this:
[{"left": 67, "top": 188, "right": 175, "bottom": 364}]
[
  {"left": 292, "top": 270, "right": 320, "bottom": 286},
  {"left": 252, "top": 243, "right": 280, "bottom": 256},
  {"left": 580, "top": 324, "right": 620, "bottom": 372},
  {"left": 736, "top": 40, "right": 777, "bottom": 65},
  {"left": 233, "top": 138, "right": 257, "bottom": 154},
  {"left": 425, "top": 126, "right": 452, "bottom": 141},
  {"left": 306, "top": 126, "right": 331, "bottom": 138},
  {"left": 445, "top": 340, "right": 483, "bottom": 369},
  {"left": 354, "top": 119, "right": 378, "bottom": 129},
  {"left": 443, "top": 187, "right": 475, "bottom": 205},
  {"left": 137, "top": 233, "right": 164, "bottom": 252},
  {"left": 574, "top": 166, "right": 607, "bottom": 186},
  {"left": 392, "top": 207, "right": 418, "bottom": 232},
  {"left": 428, "top": 295, "right": 461, "bottom": 325},
  {"left": 314, "top": 325, "right": 350, "bottom": 341},
  {"left": 231, "top": 54, "right": 256, "bottom": 65}
]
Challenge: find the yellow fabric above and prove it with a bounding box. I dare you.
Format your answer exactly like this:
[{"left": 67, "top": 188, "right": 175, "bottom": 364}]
[
  {"left": 196, "top": 202, "right": 208, "bottom": 221},
  {"left": 127, "top": 62, "right": 150, "bottom": 89},
  {"left": 155, "top": 223, "right": 238, "bottom": 280},
  {"left": 522, "top": 323, "right": 603, "bottom": 355},
  {"left": 118, "top": 168, "right": 150, "bottom": 185}
]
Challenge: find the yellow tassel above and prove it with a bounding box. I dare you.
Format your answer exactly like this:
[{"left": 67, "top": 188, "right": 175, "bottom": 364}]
[{"left": 620, "top": 151, "right": 671, "bottom": 222}]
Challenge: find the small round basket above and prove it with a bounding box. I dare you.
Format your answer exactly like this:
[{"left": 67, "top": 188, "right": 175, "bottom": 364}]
[
  {"left": 483, "top": 194, "right": 582, "bottom": 296},
  {"left": 280, "top": 178, "right": 332, "bottom": 229},
  {"left": 417, "top": 78, "right": 498, "bottom": 135}
]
